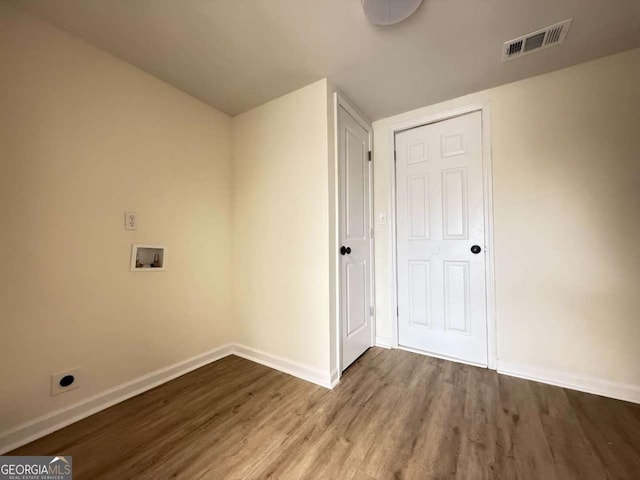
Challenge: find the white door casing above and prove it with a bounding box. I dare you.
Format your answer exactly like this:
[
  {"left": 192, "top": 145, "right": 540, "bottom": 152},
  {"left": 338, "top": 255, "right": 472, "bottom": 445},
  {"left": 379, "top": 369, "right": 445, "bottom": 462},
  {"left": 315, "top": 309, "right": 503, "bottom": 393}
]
[
  {"left": 395, "top": 111, "right": 488, "bottom": 366},
  {"left": 338, "top": 104, "right": 373, "bottom": 371}
]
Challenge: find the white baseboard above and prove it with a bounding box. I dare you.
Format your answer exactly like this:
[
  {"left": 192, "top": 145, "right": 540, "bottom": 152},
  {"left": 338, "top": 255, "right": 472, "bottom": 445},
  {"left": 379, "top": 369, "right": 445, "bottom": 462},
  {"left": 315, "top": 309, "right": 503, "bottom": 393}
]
[
  {"left": 497, "top": 361, "right": 640, "bottom": 404},
  {"left": 232, "top": 344, "right": 335, "bottom": 389},
  {"left": 0, "top": 343, "right": 336, "bottom": 454},
  {"left": 375, "top": 336, "right": 393, "bottom": 349},
  {"left": 330, "top": 368, "right": 340, "bottom": 388},
  {"left": 0, "top": 344, "right": 234, "bottom": 455}
]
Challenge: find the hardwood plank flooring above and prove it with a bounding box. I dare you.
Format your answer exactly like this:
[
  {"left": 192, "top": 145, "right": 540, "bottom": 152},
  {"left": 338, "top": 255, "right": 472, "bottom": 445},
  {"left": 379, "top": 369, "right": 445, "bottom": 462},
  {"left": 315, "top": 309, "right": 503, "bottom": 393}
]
[{"left": 10, "top": 348, "right": 640, "bottom": 479}]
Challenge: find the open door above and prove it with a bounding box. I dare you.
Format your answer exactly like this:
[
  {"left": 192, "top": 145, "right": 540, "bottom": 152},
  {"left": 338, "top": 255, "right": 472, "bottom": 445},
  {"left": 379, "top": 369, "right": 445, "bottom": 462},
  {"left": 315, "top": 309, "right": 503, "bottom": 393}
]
[{"left": 337, "top": 101, "right": 374, "bottom": 370}]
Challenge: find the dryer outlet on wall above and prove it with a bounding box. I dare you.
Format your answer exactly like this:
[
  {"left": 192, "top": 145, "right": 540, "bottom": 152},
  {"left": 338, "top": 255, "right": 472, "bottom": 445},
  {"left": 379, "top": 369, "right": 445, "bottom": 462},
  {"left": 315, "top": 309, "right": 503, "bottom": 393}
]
[{"left": 51, "top": 368, "right": 81, "bottom": 396}]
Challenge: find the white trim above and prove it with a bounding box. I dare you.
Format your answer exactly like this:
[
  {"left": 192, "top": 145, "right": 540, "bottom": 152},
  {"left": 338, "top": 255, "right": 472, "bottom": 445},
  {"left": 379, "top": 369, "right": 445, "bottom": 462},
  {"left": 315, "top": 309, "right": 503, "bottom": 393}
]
[
  {"left": 336, "top": 92, "right": 370, "bottom": 134},
  {"left": 331, "top": 91, "right": 342, "bottom": 385},
  {"left": 375, "top": 336, "right": 393, "bottom": 349},
  {"left": 334, "top": 92, "right": 376, "bottom": 374},
  {"left": 0, "top": 343, "right": 337, "bottom": 454},
  {"left": 480, "top": 105, "right": 497, "bottom": 370},
  {"left": 232, "top": 344, "right": 335, "bottom": 389},
  {"left": 330, "top": 369, "right": 341, "bottom": 388},
  {"left": 497, "top": 361, "right": 640, "bottom": 405},
  {"left": 388, "top": 102, "right": 497, "bottom": 369},
  {"left": 389, "top": 126, "right": 399, "bottom": 349},
  {"left": 0, "top": 344, "right": 234, "bottom": 454}
]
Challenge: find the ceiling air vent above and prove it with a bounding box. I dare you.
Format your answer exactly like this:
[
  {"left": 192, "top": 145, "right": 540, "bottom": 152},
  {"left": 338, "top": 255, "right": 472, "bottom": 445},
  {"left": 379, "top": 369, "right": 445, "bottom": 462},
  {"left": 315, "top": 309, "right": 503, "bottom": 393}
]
[{"left": 502, "top": 18, "right": 572, "bottom": 62}]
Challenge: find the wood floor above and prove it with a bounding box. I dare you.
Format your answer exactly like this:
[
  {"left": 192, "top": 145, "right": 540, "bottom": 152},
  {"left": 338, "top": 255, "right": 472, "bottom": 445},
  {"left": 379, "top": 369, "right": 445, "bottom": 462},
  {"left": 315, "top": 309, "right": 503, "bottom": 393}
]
[{"left": 11, "top": 348, "right": 640, "bottom": 479}]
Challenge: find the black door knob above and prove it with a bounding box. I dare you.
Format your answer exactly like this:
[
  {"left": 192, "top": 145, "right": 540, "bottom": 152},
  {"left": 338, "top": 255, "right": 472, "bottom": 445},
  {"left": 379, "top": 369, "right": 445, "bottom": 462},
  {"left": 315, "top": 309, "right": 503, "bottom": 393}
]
[
  {"left": 340, "top": 246, "right": 352, "bottom": 256},
  {"left": 470, "top": 245, "right": 482, "bottom": 254}
]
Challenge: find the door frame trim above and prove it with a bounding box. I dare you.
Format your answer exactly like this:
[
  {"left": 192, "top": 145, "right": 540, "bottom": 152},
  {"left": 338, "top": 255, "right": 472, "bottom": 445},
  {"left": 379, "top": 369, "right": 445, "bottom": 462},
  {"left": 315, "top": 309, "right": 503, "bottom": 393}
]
[
  {"left": 334, "top": 92, "right": 376, "bottom": 376},
  {"left": 388, "top": 102, "right": 497, "bottom": 370}
]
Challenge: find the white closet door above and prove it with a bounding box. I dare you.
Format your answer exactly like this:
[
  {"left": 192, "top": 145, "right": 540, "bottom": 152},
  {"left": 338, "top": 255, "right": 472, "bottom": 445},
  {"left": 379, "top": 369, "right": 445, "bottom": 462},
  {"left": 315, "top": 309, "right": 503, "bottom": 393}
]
[{"left": 396, "top": 111, "right": 487, "bottom": 366}]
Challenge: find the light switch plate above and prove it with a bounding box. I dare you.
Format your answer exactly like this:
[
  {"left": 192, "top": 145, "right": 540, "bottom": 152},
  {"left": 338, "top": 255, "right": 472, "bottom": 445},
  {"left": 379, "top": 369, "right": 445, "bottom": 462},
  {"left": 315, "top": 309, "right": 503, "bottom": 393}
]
[
  {"left": 377, "top": 212, "right": 387, "bottom": 225},
  {"left": 125, "top": 211, "right": 137, "bottom": 230}
]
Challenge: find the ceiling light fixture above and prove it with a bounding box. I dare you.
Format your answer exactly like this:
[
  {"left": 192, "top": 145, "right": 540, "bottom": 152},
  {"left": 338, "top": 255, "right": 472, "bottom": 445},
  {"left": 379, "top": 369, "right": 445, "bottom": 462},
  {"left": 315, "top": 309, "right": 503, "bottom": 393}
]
[{"left": 362, "top": 0, "right": 424, "bottom": 26}]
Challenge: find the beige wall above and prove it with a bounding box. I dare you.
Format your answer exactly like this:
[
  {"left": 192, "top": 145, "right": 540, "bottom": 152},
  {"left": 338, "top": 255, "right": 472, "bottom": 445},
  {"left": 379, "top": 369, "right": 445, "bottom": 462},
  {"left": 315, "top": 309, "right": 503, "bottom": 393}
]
[
  {"left": 232, "top": 80, "right": 334, "bottom": 374},
  {"left": 373, "top": 48, "right": 640, "bottom": 387},
  {"left": 0, "top": 3, "right": 233, "bottom": 431}
]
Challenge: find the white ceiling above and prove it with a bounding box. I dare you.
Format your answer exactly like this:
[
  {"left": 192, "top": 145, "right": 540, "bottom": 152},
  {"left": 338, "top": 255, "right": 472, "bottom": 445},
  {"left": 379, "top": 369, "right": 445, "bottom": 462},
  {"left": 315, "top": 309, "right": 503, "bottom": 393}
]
[{"left": 8, "top": 0, "right": 640, "bottom": 120}]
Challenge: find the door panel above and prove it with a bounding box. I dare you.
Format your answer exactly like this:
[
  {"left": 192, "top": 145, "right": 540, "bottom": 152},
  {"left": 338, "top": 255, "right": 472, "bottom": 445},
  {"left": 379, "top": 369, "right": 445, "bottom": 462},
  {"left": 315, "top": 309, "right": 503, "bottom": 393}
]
[
  {"left": 339, "top": 105, "right": 372, "bottom": 371},
  {"left": 408, "top": 260, "right": 430, "bottom": 326},
  {"left": 408, "top": 174, "right": 429, "bottom": 239},
  {"left": 346, "top": 261, "right": 367, "bottom": 335},
  {"left": 443, "top": 261, "right": 470, "bottom": 334},
  {"left": 396, "top": 111, "right": 487, "bottom": 366},
  {"left": 346, "top": 128, "right": 366, "bottom": 239},
  {"left": 442, "top": 167, "right": 468, "bottom": 239}
]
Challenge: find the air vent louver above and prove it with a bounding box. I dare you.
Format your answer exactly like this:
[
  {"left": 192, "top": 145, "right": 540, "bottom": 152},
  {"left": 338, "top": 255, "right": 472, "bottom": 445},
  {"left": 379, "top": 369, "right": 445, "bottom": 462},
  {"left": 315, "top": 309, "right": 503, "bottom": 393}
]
[
  {"left": 545, "top": 25, "right": 564, "bottom": 45},
  {"left": 507, "top": 40, "right": 523, "bottom": 56},
  {"left": 502, "top": 19, "right": 572, "bottom": 62}
]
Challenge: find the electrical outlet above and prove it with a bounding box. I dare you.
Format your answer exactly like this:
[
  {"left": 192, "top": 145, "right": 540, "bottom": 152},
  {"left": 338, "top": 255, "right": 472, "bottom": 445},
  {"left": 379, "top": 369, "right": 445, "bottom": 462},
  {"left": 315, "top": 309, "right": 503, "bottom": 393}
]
[
  {"left": 124, "top": 211, "right": 137, "bottom": 230},
  {"left": 51, "top": 368, "right": 81, "bottom": 396}
]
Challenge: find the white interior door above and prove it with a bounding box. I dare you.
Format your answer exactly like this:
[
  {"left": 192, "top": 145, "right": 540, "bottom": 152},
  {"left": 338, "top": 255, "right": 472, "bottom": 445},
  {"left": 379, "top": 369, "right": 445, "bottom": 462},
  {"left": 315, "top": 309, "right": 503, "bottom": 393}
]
[
  {"left": 338, "top": 105, "right": 373, "bottom": 371},
  {"left": 396, "top": 111, "right": 488, "bottom": 366}
]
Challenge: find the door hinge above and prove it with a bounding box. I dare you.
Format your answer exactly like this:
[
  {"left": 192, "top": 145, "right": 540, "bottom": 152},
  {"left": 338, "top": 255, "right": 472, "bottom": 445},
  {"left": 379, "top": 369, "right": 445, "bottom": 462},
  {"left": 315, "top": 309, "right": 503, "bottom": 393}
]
[
  {"left": 393, "top": 150, "right": 397, "bottom": 162},
  {"left": 396, "top": 306, "right": 399, "bottom": 317},
  {"left": 370, "top": 305, "right": 375, "bottom": 317},
  {"left": 368, "top": 150, "right": 372, "bottom": 161}
]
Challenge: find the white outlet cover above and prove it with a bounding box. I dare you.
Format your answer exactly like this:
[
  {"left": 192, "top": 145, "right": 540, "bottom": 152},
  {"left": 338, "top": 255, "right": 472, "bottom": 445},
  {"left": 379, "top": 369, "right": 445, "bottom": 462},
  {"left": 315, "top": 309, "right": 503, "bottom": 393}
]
[
  {"left": 377, "top": 212, "right": 387, "bottom": 224},
  {"left": 51, "top": 368, "right": 81, "bottom": 396},
  {"left": 125, "top": 211, "right": 137, "bottom": 230}
]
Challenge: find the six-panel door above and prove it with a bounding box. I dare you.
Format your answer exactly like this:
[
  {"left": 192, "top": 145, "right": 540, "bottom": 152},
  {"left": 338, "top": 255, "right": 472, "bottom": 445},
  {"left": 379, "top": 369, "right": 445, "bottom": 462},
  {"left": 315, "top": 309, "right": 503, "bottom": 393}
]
[{"left": 396, "top": 111, "right": 488, "bottom": 366}]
